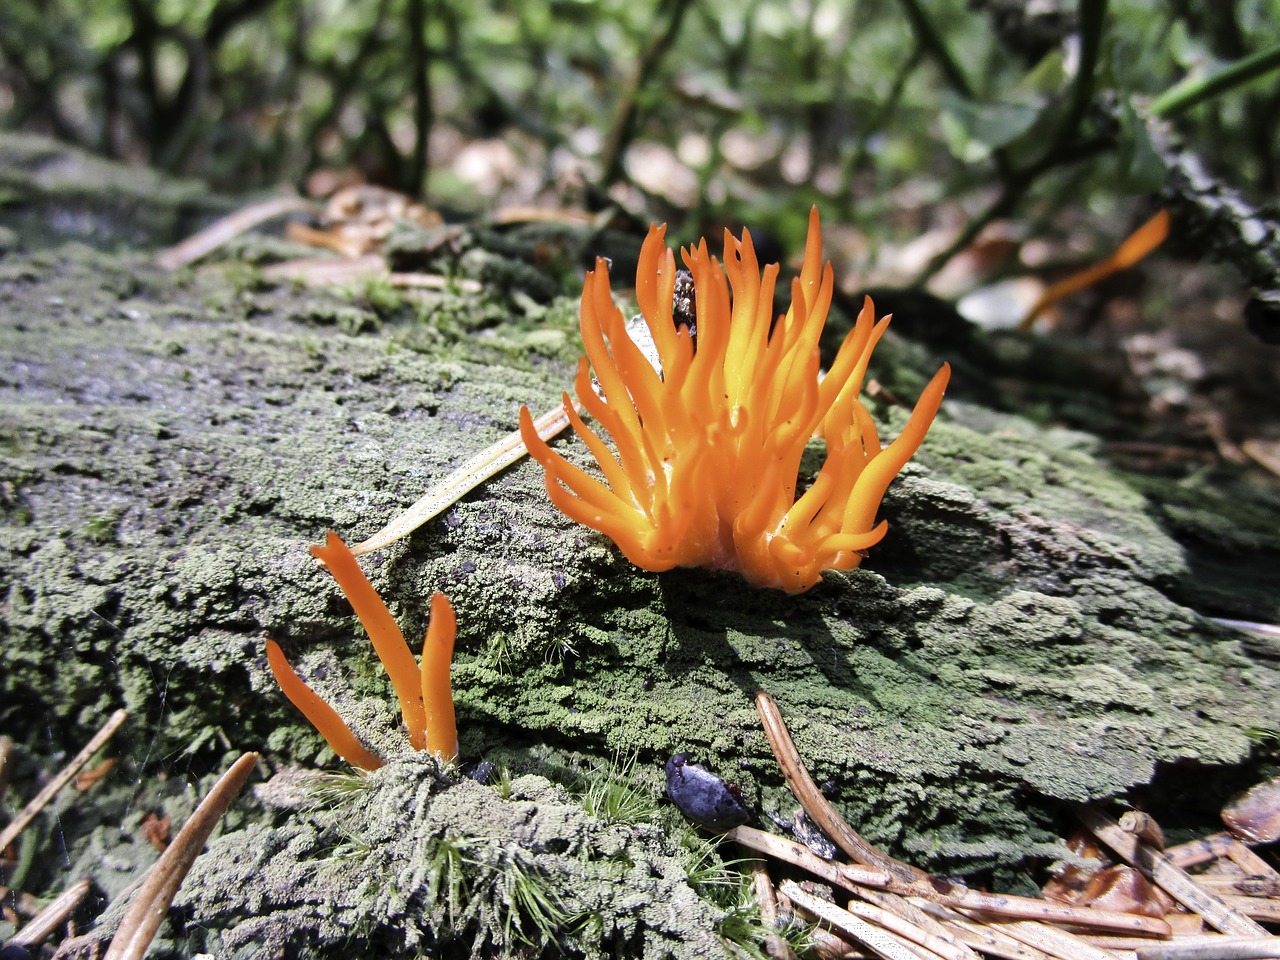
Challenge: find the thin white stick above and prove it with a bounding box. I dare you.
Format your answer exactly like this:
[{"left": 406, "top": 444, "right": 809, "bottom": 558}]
[
  {"left": 1136, "top": 938, "right": 1280, "bottom": 960},
  {"left": 782, "top": 881, "right": 939, "bottom": 960},
  {"left": 350, "top": 401, "right": 575, "bottom": 556}
]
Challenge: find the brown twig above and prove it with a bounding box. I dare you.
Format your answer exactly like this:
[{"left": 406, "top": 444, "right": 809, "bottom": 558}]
[
  {"left": 1194, "top": 876, "right": 1280, "bottom": 897},
  {"left": 1165, "top": 833, "right": 1242, "bottom": 870},
  {"left": 0, "top": 709, "right": 128, "bottom": 854},
  {"left": 103, "top": 751, "right": 259, "bottom": 960},
  {"left": 155, "top": 196, "right": 319, "bottom": 269},
  {"left": 1222, "top": 839, "right": 1280, "bottom": 880},
  {"left": 754, "top": 691, "right": 918, "bottom": 881},
  {"left": 5, "top": 878, "right": 92, "bottom": 949},
  {"left": 1121, "top": 810, "right": 1168, "bottom": 850},
  {"left": 728, "top": 825, "right": 1170, "bottom": 938}
]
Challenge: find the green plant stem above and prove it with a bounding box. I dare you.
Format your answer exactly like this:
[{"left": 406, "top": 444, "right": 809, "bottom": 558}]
[
  {"left": 597, "top": 0, "right": 691, "bottom": 188},
  {"left": 1047, "top": 0, "right": 1107, "bottom": 157},
  {"left": 408, "top": 0, "right": 432, "bottom": 198},
  {"left": 911, "top": 136, "right": 1109, "bottom": 286},
  {"left": 1151, "top": 39, "right": 1280, "bottom": 118},
  {"left": 843, "top": 42, "right": 923, "bottom": 188},
  {"left": 894, "top": 0, "right": 972, "bottom": 98},
  {"left": 914, "top": 0, "right": 1108, "bottom": 287}
]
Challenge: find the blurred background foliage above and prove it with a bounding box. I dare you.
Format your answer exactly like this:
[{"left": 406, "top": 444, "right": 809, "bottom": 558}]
[{"left": 0, "top": 0, "right": 1277, "bottom": 294}]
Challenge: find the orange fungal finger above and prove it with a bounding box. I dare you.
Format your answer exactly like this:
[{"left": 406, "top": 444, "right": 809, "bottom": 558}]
[
  {"left": 1020, "top": 210, "right": 1170, "bottom": 330},
  {"left": 266, "top": 639, "right": 384, "bottom": 770},
  {"left": 844, "top": 363, "right": 951, "bottom": 534},
  {"left": 420, "top": 593, "right": 459, "bottom": 763},
  {"left": 310, "top": 531, "right": 428, "bottom": 750}
]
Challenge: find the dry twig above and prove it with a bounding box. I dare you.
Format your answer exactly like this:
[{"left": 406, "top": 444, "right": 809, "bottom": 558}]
[
  {"left": 103, "top": 751, "right": 259, "bottom": 960},
  {"left": 746, "top": 857, "right": 800, "bottom": 960},
  {"left": 782, "top": 880, "right": 936, "bottom": 960},
  {"left": 1136, "top": 937, "right": 1280, "bottom": 960},
  {"left": 155, "top": 196, "right": 319, "bottom": 269},
  {"left": 0, "top": 709, "right": 128, "bottom": 854},
  {"left": 754, "top": 691, "right": 918, "bottom": 881},
  {"left": 4, "top": 879, "right": 92, "bottom": 950},
  {"left": 728, "top": 825, "right": 1169, "bottom": 937}
]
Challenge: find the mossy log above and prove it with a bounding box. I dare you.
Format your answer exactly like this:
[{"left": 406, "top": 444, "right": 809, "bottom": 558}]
[{"left": 1, "top": 133, "right": 1277, "bottom": 958}]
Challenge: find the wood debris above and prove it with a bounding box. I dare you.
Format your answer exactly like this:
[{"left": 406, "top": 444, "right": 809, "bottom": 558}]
[{"left": 733, "top": 691, "right": 1280, "bottom": 960}]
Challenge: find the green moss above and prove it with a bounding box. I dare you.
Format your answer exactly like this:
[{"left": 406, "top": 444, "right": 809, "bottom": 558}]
[{"left": 175, "top": 759, "right": 738, "bottom": 958}]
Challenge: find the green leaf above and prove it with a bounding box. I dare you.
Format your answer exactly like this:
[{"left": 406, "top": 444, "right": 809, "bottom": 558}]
[
  {"left": 1116, "top": 99, "right": 1166, "bottom": 194},
  {"left": 939, "top": 90, "right": 1045, "bottom": 162}
]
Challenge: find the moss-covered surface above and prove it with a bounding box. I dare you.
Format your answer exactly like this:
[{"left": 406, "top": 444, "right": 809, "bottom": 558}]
[{"left": 2, "top": 134, "right": 1279, "bottom": 957}]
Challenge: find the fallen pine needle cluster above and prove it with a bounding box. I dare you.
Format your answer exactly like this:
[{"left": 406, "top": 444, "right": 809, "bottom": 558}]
[{"left": 731, "top": 692, "right": 1280, "bottom": 960}]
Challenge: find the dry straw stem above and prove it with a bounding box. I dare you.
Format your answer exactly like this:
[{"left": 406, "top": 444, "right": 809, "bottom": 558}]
[
  {"left": 155, "top": 195, "right": 319, "bottom": 269},
  {"left": 854, "top": 891, "right": 979, "bottom": 960},
  {"left": 754, "top": 690, "right": 916, "bottom": 881},
  {"left": 909, "top": 899, "right": 1057, "bottom": 960},
  {"left": 104, "top": 751, "right": 259, "bottom": 960},
  {"left": 0, "top": 708, "right": 128, "bottom": 854},
  {"left": 5, "top": 878, "right": 92, "bottom": 950},
  {"left": 745, "top": 857, "right": 800, "bottom": 960},
  {"left": 351, "top": 401, "right": 576, "bottom": 556},
  {"left": 1136, "top": 937, "right": 1280, "bottom": 960},
  {"left": 727, "top": 824, "right": 1170, "bottom": 938},
  {"left": 780, "top": 880, "right": 933, "bottom": 960},
  {"left": 1078, "top": 806, "right": 1268, "bottom": 937},
  {"left": 838, "top": 896, "right": 978, "bottom": 960},
  {"left": 991, "top": 920, "right": 1122, "bottom": 960}
]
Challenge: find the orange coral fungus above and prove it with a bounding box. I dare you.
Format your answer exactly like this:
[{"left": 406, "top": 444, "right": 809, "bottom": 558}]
[
  {"left": 266, "top": 531, "right": 459, "bottom": 768},
  {"left": 519, "top": 207, "right": 950, "bottom": 594}
]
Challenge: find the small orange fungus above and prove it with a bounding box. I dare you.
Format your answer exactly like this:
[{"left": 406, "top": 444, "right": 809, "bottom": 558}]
[
  {"left": 266, "top": 531, "right": 459, "bottom": 767},
  {"left": 520, "top": 207, "right": 950, "bottom": 594},
  {"left": 1019, "top": 209, "right": 1170, "bottom": 330}
]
